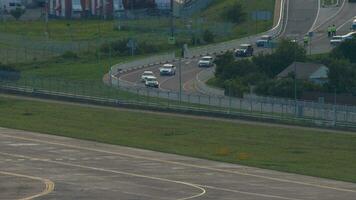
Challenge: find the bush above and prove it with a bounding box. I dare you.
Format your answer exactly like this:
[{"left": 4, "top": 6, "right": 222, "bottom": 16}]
[
  {"left": 203, "top": 30, "right": 215, "bottom": 43},
  {"left": 223, "top": 2, "right": 246, "bottom": 24},
  {"left": 61, "top": 51, "right": 78, "bottom": 59},
  {"left": 332, "top": 38, "right": 356, "bottom": 63},
  {"left": 10, "top": 7, "right": 26, "bottom": 21},
  {"left": 0, "top": 63, "right": 20, "bottom": 81}
]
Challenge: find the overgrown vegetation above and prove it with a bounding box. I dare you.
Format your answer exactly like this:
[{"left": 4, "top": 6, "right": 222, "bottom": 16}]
[
  {"left": 223, "top": 1, "right": 247, "bottom": 24},
  {"left": 212, "top": 38, "right": 356, "bottom": 98}
]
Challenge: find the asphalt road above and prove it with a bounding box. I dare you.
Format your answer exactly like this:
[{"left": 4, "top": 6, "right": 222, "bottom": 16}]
[
  {"left": 280, "top": 0, "right": 319, "bottom": 38},
  {"left": 119, "top": 0, "right": 321, "bottom": 94},
  {"left": 310, "top": 0, "right": 356, "bottom": 54},
  {"left": 1, "top": 127, "right": 356, "bottom": 200}
]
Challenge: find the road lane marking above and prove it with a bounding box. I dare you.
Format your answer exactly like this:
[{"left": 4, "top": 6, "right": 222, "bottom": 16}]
[
  {"left": 1, "top": 132, "right": 356, "bottom": 194},
  {"left": 196, "top": 184, "right": 303, "bottom": 200},
  {"left": 0, "top": 151, "right": 206, "bottom": 200},
  {"left": 0, "top": 171, "right": 54, "bottom": 200}
]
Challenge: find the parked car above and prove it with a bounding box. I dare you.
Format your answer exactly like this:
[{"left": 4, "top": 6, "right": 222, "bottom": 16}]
[
  {"left": 159, "top": 64, "right": 176, "bottom": 76},
  {"left": 330, "top": 35, "right": 345, "bottom": 45},
  {"left": 141, "top": 71, "right": 154, "bottom": 82},
  {"left": 235, "top": 44, "right": 254, "bottom": 57},
  {"left": 198, "top": 56, "right": 214, "bottom": 67},
  {"left": 330, "top": 32, "right": 356, "bottom": 45},
  {"left": 145, "top": 76, "right": 159, "bottom": 88},
  {"left": 255, "top": 35, "right": 272, "bottom": 47}
]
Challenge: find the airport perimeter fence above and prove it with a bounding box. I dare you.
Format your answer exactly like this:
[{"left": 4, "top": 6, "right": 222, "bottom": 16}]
[{"left": 0, "top": 72, "right": 355, "bottom": 130}]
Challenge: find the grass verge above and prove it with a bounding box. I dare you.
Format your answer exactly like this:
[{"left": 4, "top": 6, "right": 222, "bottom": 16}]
[{"left": 0, "top": 96, "right": 355, "bottom": 183}]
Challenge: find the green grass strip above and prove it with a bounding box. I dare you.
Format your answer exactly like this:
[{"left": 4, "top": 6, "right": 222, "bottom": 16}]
[{"left": 0, "top": 96, "right": 355, "bottom": 183}]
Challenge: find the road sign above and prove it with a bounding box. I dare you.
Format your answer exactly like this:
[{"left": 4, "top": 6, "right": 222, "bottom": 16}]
[
  {"left": 308, "top": 31, "right": 314, "bottom": 37},
  {"left": 127, "top": 39, "right": 137, "bottom": 49},
  {"left": 127, "top": 39, "right": 138, "bottom": 56}
]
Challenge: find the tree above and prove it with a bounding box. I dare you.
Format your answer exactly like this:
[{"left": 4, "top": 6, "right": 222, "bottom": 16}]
[
  {"left": 252, "top": 40, "right": 306, "bottom": 77},
  {"left": 10, "top": 7, "right": 26, "bottom": 21},
  {"left": 332, "top": 38, "right": 356, "bottom": 63},
  {"left": 327, "top": 59, "right": 356, "bottom": 93},
  {"left": 223, "top": 2, "right": 246, "bottom": 24},
  {"left": 203, "top": 30, "right": 215, "bottom": 43}
]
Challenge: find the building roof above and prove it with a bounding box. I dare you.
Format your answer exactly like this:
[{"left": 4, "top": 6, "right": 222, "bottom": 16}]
[{"left": 277, "top": 62, "right": 327, "bottom": 80}]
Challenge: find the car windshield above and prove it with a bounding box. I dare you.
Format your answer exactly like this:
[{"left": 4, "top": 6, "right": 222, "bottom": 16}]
[
  {"left": 201, "top": 57, "right": 212, "bottom": 61},
  {"left": 143, "top": 72, "right": 153, "bottom": 76},
  {"left": 261, "top": 36, "right": 271, "bottom": 40},
  {"left": 146, "top": 77, "right": 156, "bottom": 81}
]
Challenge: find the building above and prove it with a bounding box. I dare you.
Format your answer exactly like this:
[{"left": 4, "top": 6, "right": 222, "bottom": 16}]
[
  {"left": 277, "top": 62, "right": 329, "bottom": 85},
  {"left": 48, "top": 0, "right": 172, "bottom": 18}
]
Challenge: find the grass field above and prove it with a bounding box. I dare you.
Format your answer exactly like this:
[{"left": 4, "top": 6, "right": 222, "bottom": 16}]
[
  {"left": 1, "top": 96, "right": 355, "bottom": 183},
  {"left": 0, "top": 0, "right": 275, "bottom": 64}
]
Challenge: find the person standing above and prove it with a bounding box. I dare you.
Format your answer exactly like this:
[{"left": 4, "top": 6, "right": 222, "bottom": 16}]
[
  {"left": 327, "top": 25, "right": 332, "bottom": 37},
  {"left": 332, "top": 24, "right": 337, "bottom": 36}
]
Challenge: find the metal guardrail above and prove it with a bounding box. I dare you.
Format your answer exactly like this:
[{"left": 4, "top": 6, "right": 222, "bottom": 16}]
[{"left": 1, "top": 83, "right": 355, "bottom": 130}]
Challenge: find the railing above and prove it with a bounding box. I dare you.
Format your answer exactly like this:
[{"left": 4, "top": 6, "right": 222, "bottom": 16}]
[{"left": 1, "top": 76, "right": 355, "bottom": 130}]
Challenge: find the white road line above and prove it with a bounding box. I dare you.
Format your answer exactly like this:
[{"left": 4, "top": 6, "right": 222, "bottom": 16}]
[
  {"left": 0, "top": 171, "right": 54, "bottom": 200},
  {"left": 0, "top": 132, "right": 355, "bottom": 194},
  {"left": 197, "top": 184, "right": 303, "bottom": 200},
  {"left": 312, "top": 0, "right": 347, "bottom": 32},
  {"left": 309, "top": 0, "right": 322, "bottom": 33},
  {"left": 336, "top": 17, "right": 354, "bottom": 31},
  {"left": 0, "top": 151, "right": 206, "bottom": 200}
]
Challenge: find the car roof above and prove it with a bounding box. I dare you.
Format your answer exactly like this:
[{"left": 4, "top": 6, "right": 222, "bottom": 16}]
[
  {"left": 202, "top": 56, "right": 213, "bottom": 59},
  {"left": 145, "top": 75, "right": 157, "bottom": 79},
  {"left": 143, "top": 71, "right": 153, "bottom": 74},
  {"left": 163, "top": 64, "right": 174, "bottom": 67},
  {"left": 261, "top": 35, "right": 271, "bottom": 38},
  {"left": 240, "top": 44, "right": 252, "bottom": 47}
]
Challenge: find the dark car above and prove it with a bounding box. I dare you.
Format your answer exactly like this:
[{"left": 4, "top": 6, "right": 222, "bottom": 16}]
[
  {"left": 255, "top": 35, "right": 272, "bottom": 47},
  {"left": 235, "top": 44, "right": 254, "bottom": 57}
]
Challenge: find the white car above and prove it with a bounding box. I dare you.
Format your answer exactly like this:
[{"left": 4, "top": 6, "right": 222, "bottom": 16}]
[
  {"left": 330, "top": 32, "right": 355, "bottom": 45},
  {"left": 198, "top": 56, "right": 214, "bottom": 67},
  {"left": 144, "top": 76, "right": 159, "bottom": 88},
  {"left": 141, "top": 71, "right": 154, "bottom": 82},
  {"left": 159, "top": 64, "right": 176, "bottom": 76}
]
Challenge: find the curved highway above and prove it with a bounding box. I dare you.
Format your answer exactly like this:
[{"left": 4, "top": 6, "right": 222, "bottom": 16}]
[{"left": 118, "top": 0, "right": 354, "bottom": 95}]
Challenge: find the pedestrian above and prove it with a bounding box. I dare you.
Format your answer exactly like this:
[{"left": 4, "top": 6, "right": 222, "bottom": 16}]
[
  {"left": 332, "top": 24, "right": 337, "bottom": 36},
  {"left": 327, "top": 25, "right": 332, "bottom": 37}
]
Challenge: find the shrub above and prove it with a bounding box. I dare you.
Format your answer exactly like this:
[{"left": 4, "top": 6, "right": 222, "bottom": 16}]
[
  {"left": 10, "top": 7, "right": 26, "bottom": 21},
  {"left": 61, "top": 51, "right": 78, "bottom": 59},
  {"left": 203, "top": 30, "right": 215, "bottom": 43},
  {"left": 223, "top": 2, "right": 246, "bottom": 24}
]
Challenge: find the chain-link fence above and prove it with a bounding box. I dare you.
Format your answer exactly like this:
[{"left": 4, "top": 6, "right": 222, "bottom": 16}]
[{"left": 1, "top": 70, "right": 354, "bottom": 129}]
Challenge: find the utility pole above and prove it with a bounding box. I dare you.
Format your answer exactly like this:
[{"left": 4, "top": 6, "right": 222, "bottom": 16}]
[
  {"left": 294, "top": 36, "right": 298, "bottom": 117},
  {"left": 179, "top": 45, "right": 184, "bottom": 102},
  {"left": 170, "top": 0, "right": 175, "bottom": 38},
  {"left": 45, "top": 0, "right": 49, "bottom": 39}
]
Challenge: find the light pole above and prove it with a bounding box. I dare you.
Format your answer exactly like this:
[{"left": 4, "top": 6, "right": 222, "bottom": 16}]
[{"left": 294, "top": 36, "right": 298, "bottom": 117}]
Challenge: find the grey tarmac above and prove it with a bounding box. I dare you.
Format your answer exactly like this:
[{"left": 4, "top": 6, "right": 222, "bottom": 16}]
[{"left": 1, "top": 127, "right": 356, "bottom": 200}]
